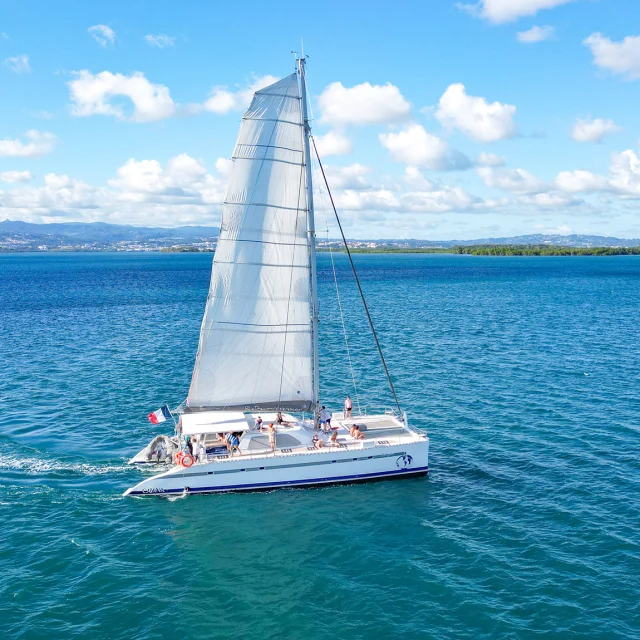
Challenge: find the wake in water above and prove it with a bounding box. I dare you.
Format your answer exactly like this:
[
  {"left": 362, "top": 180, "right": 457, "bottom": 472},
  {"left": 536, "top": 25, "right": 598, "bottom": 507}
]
[{"left": 0, "top": 446, "right": 129, "bottom": 477}]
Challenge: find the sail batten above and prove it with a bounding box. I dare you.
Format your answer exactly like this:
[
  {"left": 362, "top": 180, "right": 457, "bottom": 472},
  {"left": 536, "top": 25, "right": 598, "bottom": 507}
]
[{"left": 187, "top": 73, "right": 313, "bottom": 411}]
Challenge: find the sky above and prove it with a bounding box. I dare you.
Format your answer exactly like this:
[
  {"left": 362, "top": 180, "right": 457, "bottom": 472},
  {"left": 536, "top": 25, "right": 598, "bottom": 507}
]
[{"left": 1, "top": 0, "right": 640, "bottom": 240}]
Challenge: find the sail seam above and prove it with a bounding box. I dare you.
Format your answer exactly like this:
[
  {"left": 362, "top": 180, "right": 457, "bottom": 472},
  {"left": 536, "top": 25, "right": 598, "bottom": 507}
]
[
  {"left": 216, "top": 237, "right": 308, "bottom": 248},
  {"left": 242, "top": 117, "right": 303, "bottom": 126},
  {"left": 231, "top": 156, "right": 304, "bottom": 168},
  {"left": 212, "top": 260, "right": 310, "bottom": 268},
  {"left": 223, "top": 201, "right": 306, "bottom": 212},
  {"left": 209, "top": 321, "right": 308, "bottom": 327},
  {"left": 235, "top": 144, "right": 302, "bottom": 154},
  {"left": 255, "top": 92, "right": 301, "bottom": 99}
]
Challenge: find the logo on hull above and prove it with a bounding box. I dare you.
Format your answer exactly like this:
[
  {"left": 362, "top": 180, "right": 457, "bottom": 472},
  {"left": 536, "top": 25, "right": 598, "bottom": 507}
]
[{"left": 396, "top": 454, "right": 413, "bottom": 469}]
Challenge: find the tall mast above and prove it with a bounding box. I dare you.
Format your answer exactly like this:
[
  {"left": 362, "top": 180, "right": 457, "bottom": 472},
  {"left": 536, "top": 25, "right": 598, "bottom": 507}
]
[{"left": 297, "top": 56, "right": 320, "bottom": 419}]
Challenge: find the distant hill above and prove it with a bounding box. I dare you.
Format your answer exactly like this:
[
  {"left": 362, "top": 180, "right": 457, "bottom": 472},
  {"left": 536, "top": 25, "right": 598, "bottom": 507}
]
[
  {"left": 0, "top": 220, "right": 219, "bottom": 250},
  {"left": 1, "top": 220, "right": 639, "bottom": 251},
  {"left": 365, "top": 234, "right": 640, "bottom": 248}
]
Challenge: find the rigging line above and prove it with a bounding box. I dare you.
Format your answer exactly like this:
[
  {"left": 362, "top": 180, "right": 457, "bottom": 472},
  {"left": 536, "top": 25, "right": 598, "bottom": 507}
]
[
  {"left": 310, "top": 134, "right": 403, "bottom": 417},
  {"left": 311, "top": 149, "right": 362, "bottom": 417}
]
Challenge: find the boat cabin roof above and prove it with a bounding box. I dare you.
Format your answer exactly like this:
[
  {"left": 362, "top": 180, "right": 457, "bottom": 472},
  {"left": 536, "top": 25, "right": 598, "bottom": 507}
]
[{"left": 181, "top": 411, "right": 298, "bottom": 435}]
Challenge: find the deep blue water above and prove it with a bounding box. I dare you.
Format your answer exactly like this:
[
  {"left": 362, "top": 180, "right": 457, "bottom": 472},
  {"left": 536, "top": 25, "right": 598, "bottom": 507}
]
[{"left": 1, "top": 252, "right": 639, "bottom": 639}]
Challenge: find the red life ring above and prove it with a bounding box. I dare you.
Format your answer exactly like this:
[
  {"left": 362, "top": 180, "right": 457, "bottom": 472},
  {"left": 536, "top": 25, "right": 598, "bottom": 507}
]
[{"left": 180, "top": 454, "right": 194, "bottom": 468}]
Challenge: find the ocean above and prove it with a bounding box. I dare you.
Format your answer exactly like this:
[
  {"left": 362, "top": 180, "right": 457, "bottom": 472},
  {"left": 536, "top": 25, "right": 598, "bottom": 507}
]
[{"left": 1, "top": 252, "right": 638, "bottom": 639}]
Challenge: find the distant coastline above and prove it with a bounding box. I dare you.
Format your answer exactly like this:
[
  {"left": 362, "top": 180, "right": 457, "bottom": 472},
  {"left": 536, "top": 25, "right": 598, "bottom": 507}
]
[
  {"left": 335, "top": 245, "right": 640, "bottom": 256},
  {"left": 3, "top": 244, "right": 640, "bottom": 256}
]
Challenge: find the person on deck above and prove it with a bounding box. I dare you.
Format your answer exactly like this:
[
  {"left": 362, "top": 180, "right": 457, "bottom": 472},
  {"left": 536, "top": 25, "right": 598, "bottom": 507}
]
[
  {"left": 268, "top": 423, "right": 276, "bottom": 451},
  {"left": 185, "top": 435, "right": 193, "bottom": 456},
  {"left": 329, "top": 431, "right": 339, "bottom": 446},
  {"left": 225, "top": 432, "right": 240, "bottom": 455},
  {"left": 312, "top": 433, "right": 325, "bottom": 448},
  {"left": 276, "top": 412, "right": 290, "bottom": 426},
  {"left": 319, "top": 406, "right": 331, "bottom": 432},
  {"left": 344, "top": 396, "right": 353, "bottom": 418},
  {"left": 254, "top": 416, "right": 263, "bottom": 431},
  {"left": 352, "top": 425, "right": 364, "bottom": 440},
  {"left": 195, "top": 437, "right": 207, "bottom": 462}
]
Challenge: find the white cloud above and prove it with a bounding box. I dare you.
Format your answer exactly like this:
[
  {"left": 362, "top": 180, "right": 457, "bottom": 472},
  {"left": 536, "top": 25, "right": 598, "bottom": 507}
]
[
  {"left": 199, "top": 75, "right": 279, "bottom": 114},
  {"left": 318, "top": 81, "right": 411, "bottom": 125},
  {"left": 518, "top": 192, "right": 578, "bottom": 208},
  {"left": 459, "top": 0, "right": 572, "bottom": 24},
  {"left": 314, "top": 131, "right": 353, "bottom": 157},
  {"left": 380, "top": 124, "right": 472, "bottom": 171},
  {"left": 88, "top": 25, "right": 116, "bottom": 47},
  {"left": 4, "top": 54, "right": 30, "bottom": 73},
  {"left": 476, "top": 152, "right": 505, "bottom": 167},
  {"left": 334, "top": 189, "right": 400, "bottom": 212},
  {"left": 583, "top": 33, "right": 640, "bottom": 80},
  {"left": 214, "top": 157, "right": 232, "bottom": 178},
  {"left": 0, "top": 130, "right": 57, "bottom": 157},
  {"left": 435, "top": 83, "right": 517, "bottom": 142},
  {"left": 571, "top": 117, "right": 622, "bottom": 143},
  {"left": 555, "top": 170, "right": 609, "bottom": 193},
  {"left": 0, "top": 154, "right": 229, "bottom": 225},
  {"left": 477, "top": 166, "right": 544, "bottom": 193},
  {"left": 517, "top": 25, "right": 555, "bottom": 43},
  {"left": 609, "top": 149, "right": 640, "bottom": 196},
  {"left": 0, "top": 170, "right": 33, "bottom": 183},
  {"left": 68, "top": 70, "right": 176, "bottom": 122},
  {"left": 323, "top": 164, "right": 372, "bottom": 190},
  {"left": 145, "top": 34, "right": 176, "bottom": 48}
]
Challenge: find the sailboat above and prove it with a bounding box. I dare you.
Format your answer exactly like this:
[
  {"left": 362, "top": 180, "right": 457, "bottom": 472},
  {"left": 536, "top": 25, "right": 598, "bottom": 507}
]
[{"left": 123, "top": 56, "right": 429, "bottom": 497}]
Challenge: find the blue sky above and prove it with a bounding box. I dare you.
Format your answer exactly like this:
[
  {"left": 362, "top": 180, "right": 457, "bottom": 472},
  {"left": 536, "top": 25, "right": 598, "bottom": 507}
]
[{"left": 1, "top": 0, "right": 640, "bottom": 239}]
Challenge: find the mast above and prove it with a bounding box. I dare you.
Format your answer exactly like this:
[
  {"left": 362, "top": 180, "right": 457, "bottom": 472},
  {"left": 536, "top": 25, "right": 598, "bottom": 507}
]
[{"left": 297, "top": 55, "right": 320, "bottom": 420}]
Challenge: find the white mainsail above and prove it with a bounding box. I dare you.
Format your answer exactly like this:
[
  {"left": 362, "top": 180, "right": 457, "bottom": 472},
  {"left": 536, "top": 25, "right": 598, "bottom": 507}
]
[{"left": 187, "top": 73, "right": 314, "bottom": 411}]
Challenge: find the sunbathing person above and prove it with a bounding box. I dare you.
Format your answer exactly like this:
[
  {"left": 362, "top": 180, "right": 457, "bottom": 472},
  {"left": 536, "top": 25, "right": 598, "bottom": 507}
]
[
  {"left": 276, "top": 412, "right": 291, "bottom": 426},
  {"left": 352, "top": 425, "right": 364, "bottom": 440},
  {"left": 329, "top": 431, "right": 339, "bottom": 447},
  {"left": 312, "top": 433, "right": 325, "bottom": 448}
]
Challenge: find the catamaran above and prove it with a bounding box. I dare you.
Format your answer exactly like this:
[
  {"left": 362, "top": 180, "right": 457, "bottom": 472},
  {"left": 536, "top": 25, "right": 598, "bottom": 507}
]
[{"left": 123, "top": 56, "right": 429, "bottom": 497}]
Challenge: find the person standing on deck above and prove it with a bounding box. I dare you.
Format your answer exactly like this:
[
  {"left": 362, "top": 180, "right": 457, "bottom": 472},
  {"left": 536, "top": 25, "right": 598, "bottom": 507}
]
[
  {"left": 319, "top": 406, "right": 331, "bottom": 433},
  {"left": 268, "top": 423, "right": 276, "bottom": 452},
  {"left": 344, "top": 396, "right": 353, "bottom": 418}
]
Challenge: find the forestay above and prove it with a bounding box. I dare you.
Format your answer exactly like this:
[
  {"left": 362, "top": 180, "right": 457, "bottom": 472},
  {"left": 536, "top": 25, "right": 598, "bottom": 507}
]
[{"left": 187, "top": 74, "right": 313, "bottom": 411}]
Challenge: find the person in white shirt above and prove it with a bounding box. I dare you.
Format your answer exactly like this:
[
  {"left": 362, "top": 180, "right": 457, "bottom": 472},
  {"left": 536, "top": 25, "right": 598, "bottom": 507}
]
[
  {"left": 319, "top": 406, "right": 331, "bottom": 432},
  {"left": 195, "top": 436, "right": 207, "bottom": 462},
  {"left": 344, "top": 396, "right": 353, "bottom": 418}
]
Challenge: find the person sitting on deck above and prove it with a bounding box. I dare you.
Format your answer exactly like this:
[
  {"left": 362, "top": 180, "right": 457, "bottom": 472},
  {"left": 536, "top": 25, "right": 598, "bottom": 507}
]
[
  {"left": 312, "top": 433, "right": 325, "bottom": 448},
  {"left": 329, "top": 431, "right": 339, "bottom": 447},
  {"left": 225, "top": 432, "right": 240, "bottom": 455},
  {"left": 352, "top": 425, "right": 364, "bottom": 440},
  {"left": 276, "top": 412, "right": 291, "bottom": 426},
  {"left": 319, "top": 406, "right": 331, "bottom": 432}
]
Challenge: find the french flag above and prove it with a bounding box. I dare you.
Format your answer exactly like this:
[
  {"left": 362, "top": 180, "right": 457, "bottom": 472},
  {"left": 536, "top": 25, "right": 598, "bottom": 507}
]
[{"left": 148, "top": 404, "right": 172, "bottom": 424}]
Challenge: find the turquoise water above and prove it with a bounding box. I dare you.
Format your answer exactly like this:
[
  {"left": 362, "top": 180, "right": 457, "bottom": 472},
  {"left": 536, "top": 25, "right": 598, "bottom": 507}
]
[{"left": 1, "top": 252, "right": 639, "bottom": 639}]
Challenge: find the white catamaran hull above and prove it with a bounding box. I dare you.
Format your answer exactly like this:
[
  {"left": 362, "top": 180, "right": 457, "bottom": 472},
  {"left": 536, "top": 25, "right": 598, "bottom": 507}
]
[{"left": 125, "top": 434, "right": 428, "bottom": 496}]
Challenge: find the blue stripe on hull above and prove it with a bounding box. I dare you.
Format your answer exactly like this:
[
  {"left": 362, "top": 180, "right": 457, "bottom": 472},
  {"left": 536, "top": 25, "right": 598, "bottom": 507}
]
[{"left": 128, "top": 466, "right": 429, "bottom": 496}]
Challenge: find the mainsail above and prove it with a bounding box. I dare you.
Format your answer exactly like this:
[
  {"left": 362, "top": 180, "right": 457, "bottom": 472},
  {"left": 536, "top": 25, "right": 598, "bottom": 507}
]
[{"left": 187, "top": 73, "right": 314, "bottom": 411}]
